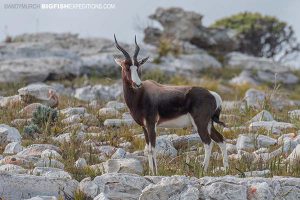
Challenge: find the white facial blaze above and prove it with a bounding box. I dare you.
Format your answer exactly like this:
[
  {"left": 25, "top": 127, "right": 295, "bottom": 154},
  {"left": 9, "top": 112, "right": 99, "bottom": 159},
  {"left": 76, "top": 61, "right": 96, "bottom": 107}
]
[{"left": 130, "top": 65, "right": 142, "bottom": 86}]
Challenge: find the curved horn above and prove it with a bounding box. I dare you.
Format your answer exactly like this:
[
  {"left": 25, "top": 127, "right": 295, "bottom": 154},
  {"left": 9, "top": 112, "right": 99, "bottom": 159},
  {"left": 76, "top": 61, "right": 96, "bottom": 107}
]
[
  {"left": 133, "top": 35, "right": 140, "bottom": 66},
  {"left": 114, "top": 34, "right": 132, "bottom": 63}
]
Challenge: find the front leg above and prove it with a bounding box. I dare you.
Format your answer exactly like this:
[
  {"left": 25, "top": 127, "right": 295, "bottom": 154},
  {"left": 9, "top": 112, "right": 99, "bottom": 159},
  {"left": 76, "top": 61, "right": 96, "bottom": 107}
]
[{"left": 145, "top": 120, "right": 157, "bottom": 175}]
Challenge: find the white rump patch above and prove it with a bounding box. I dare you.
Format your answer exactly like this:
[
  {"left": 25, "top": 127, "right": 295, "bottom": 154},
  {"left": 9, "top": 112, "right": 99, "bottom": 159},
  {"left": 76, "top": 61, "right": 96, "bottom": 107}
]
[
  {"left": 209, "top": 91, "right": 222, "bottom": 110},
  {"left": 157, "top": 114, "right": 192, "bottom": 128},
  {"left": 130, "top": 65, "right": 142, "bottom": 86}
]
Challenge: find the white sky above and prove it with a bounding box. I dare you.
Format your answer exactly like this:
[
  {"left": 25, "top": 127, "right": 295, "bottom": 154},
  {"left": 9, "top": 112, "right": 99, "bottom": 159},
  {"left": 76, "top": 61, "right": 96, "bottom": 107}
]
[{"left": 0, "top": 0, "right": 300, "bottom": 65}]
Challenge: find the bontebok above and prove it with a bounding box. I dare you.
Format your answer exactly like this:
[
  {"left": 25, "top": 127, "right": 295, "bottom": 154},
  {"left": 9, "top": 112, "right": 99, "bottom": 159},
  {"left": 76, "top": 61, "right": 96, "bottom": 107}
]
[{"left": 114, "top": 34, "right": 229, "bottom": 175}]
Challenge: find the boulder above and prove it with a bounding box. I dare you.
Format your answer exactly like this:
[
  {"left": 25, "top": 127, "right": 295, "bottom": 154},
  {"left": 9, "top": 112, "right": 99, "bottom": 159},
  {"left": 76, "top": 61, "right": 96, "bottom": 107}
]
[
  {"left": 0, "top": 164, "right": 27, "bottom": 174},
  {"left": 103, "top": 119, "right": 135, "bottom": 127},
  {"left": 145, "top": 137, "right": 177, "bottom": 158},
  {"left": 41, "top": 149, "right": 62, "bottom": 160},
  {"left": 111, "top": 148, "right": 127, "bottom": 159},
  {"left": 244, "top": 88, "right": 266, "bottom": 109},
  {"left": 226, "top": 52, "right": 288, "bottom": 72},
  {"left": 11, "top": 118, "right": 31, "bottom": 127},
  {"left": 0, "top": 124, "right": 22, "bottom": 146},
  {"left": 98, "top": 107, "right": 119, "bottom": 116},
  {"left": 229, "top": 70, "right": 258, "bottom": 86},
  {"left": 0, "top": 172, "right": 78, "bottom": 199},
  {"left": 241, "top": 170, "right": 271, "bottom": 178},
  {"left": 288, "top": 110, "right": 300, "bottom": 119},
  {"left": 79, "top": 173, "right": 150, "bottom": 199},
  {"left": 256, "top": 135, "right": 277, "bottom": 148},
  {"left": 77, "top": 173, "right": 300, "bottom": 200},
  {"left": 17, "top": 144, "right": 60, "bottom": 157},
  {"left": 60, "top": 107, "right": 86, "bottom": 117},
  {"left": 19, "top": 103, "right": 46, "bottom": 118},
  {"left": 171, "top": 134, "right": 201, "bottom": 149},
  {"left": 248, "top": 182, "right": 273, "bottom": 200},
  {"left": 101, "top": 158, "right": 143, "bottom": 175},
  {"left": 226, "top": 143, "right": 237, "bottom": 154},
  {"left": 249, "top": 110, "right": 274, "bottom": 122},
  {"left": 74, "top": 157, "right": 87, "bottom": 169},
  {"left": 35, "top": 158, "right": 64, "bottom": 169},
  {"left": 159, "top": 54, "right": 222, "bottom": 74},
  {"left": 286, "top": 144, "right": 300, "bottom": 165},
  {"left": 243, "top": 88, "right": 294, "bottom": 110},
  {"left": 140, "top": 176, "right": 200, "bottom": 200},
  {"left": 236, "top": 135, "right": 254, "bottom": 151},
  {"left": 3, "top": 142, "right": 23, "bottom": 154},
  {"left": 199, "top": 176, "right": 248, "bottom": 200},
  {"left": 24, "top": 196, "right": 58, "bottom": 200},
  {"left": 32, "top": 167, "right": 72, "bottom": 179},
  {"left": 18, "top": 83, "right": 58, "bottom": 107},
  {"left": 52, "top": 133, "right": 72, "bottom": 143},
  {"left": 74, "top": 83, "right": 122, "bottom": 102},
  {"left": 0, "top": 95, "right": 22, "bottom": 107},
  {"left": 61, "top": 114, "right": 82, "bottom": 125},
  {"left": 106, "top": 101, "right": 126, "bottom": 110},
  {"left": 94, "top": 145, "right": 116, "bottom": 157},
  {"left": 249, "top": 121, "right": 295, "bottom": 134},
  {"left": 0, "top": 57, "right": 81, "bottom": 83},
  {"left": 0, "top": 155, "right": 38, "bottom": 167},
  {"left": 256, "top": 70, "right": 299, "bottom": 85},
  {"left": 146, "top": 7, "right": 239, "bottom": 52}
]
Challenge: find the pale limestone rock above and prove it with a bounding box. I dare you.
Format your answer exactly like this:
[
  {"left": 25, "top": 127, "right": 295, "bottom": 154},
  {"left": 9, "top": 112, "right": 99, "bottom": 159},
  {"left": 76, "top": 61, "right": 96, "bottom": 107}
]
[
  {"left": 250, "top": 110, "right": 274, "bottom": 123},
  {"left": 3, "top": 142, "right": 23, "bottom": 154},
  {"left": 101, "top": 158, "right": 143, "bottom": 175},
  {"left": 75, "top": 157, "right": 87, "bottom": 169},
  {"left": 0, "top": 124, "right": 22, "bottom": 146},
  {"left": 98, "top": 107, "right": 119, "bottom": 116},
  {"left": 0, "top": 172, "right": 78, "bottom": 199},
  {"left": 41, "top": 149, "right": 62, "bottom": 160},
  {"left": 105, "top": 101, "right": 126, "bottom": 110},
  {"left": 249, "top": 121, "right": 295, "bottom": 134},
  {"left": 79, "top": 173, "right": 150, "bottom": 199},
  {"left": 60, "top": 107, "right": 86, "bottom": 118},
  {"left": 140, "top": 176, "right": 200, "bottom": 200},
  {"left": 0, "top": 164, "right": 27, "bottom": 174},
  {"left": 103, "top": 119, "right": 135, "bottom": 127},
  {"left": 17, "top": 144, "right": 60, "bottom": 157}
]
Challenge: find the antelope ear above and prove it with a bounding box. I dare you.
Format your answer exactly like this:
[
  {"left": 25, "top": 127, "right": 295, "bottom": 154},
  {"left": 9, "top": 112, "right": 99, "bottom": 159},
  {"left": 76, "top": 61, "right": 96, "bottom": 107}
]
[
  {"left": 138, "top": 56, "right": 149, "bottom": 66},
  {"left": 114, "top": 58, "right": 124, "bottom": 67}
]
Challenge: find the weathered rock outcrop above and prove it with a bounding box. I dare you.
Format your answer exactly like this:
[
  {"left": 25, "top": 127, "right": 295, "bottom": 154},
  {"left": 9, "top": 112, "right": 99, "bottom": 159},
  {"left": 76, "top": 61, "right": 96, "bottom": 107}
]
[
  {"left": 79, "top": 173, "right": 300, "bottom": 200},
  {"left": 0, "top": 172, "right": 78, "bottom": 200},
  {"left": 144, "top": 7, "right": 239, "bottom": 53}
]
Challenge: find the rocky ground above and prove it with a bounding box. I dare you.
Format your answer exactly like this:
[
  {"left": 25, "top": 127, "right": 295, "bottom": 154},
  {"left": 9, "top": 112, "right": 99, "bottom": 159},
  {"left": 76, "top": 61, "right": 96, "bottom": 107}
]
[{"left": 1, "top": 7, "right": 300, "bottom": 200}]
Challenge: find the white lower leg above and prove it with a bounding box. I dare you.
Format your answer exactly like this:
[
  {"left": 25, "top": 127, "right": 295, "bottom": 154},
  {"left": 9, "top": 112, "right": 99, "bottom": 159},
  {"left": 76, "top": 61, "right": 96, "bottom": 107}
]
[
  {"left": 153, "top": 146, "right": 157, "bottom": 174},
  {"left": 148, "top": 144, "right": 154, "bottom": 175},
  {"left": 218, "top": 142, "right": 229, "bottom": 169},
  {"left": 203, "top": 143, "right": 213, "bottom": 172},
  {"left": 148, "top": 144, "right": 157, "bottom": 175}
]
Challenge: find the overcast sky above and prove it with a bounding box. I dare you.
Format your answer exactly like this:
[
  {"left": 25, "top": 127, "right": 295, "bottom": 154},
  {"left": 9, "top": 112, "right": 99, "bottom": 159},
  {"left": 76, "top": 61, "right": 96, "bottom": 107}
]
[
  {"left": 1, "top": 0, "right": 300, "bottom": 43},
  {"left": 0, "top": 0, "right": 300, "bottom": 66}
]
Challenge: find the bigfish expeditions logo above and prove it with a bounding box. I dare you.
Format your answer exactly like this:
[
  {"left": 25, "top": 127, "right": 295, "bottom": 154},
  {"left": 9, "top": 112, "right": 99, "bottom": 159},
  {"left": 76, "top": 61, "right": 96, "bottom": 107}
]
[{"left": 3, "top": 3, "right": 116, "bottom": 10}]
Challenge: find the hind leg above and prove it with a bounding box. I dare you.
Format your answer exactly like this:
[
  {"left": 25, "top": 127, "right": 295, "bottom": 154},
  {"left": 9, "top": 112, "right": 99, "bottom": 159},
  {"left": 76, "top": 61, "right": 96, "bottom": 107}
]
[
  {"left": 210, "top": 125, "right": 229, "bottom": 169},
  {"left": 189, "top": 114, "right": 212, "bottom": 172}
]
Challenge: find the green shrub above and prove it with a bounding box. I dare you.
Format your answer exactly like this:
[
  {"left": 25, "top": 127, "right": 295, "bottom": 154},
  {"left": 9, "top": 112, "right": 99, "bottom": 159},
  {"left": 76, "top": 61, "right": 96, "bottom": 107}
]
[
  {"left": 31, "top": 106, "right": 58, "bottom": 135},
  {"left": 212, "top": 12, "right": 300, "bottom": 61},
  {"left": 23, "top": 123, "right": 40, "bottom": 138}
]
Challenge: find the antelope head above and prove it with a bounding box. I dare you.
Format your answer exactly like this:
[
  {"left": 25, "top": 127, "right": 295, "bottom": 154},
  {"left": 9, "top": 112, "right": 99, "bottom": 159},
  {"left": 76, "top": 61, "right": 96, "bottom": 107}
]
[{"left": 114, "top": 34, "right": 149, "bottom": 89}]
